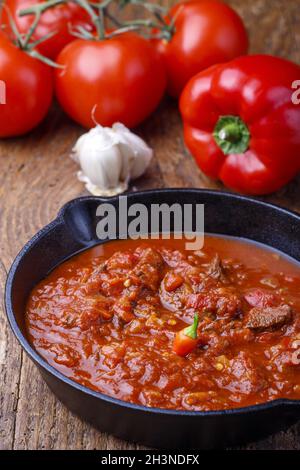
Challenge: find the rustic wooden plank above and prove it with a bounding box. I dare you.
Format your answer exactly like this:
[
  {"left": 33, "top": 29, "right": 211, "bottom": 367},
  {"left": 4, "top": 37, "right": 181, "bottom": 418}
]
[
  {"left": 0, "top": 259, "right": 23, "bottom": 450},
  {"left": 0, "top": 0, "right": 299, "bottom": 450}
]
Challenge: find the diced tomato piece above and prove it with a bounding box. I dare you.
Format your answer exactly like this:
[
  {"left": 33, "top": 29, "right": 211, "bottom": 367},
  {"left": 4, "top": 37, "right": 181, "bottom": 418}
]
[{"left": 244, "top": 289, "right": 277, "bottom": 308}]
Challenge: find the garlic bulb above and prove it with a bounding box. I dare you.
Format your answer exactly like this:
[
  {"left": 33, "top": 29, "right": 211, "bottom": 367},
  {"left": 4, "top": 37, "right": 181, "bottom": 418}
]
[{"left": 71, "top": 123, "right": 153, "bottom": 196}]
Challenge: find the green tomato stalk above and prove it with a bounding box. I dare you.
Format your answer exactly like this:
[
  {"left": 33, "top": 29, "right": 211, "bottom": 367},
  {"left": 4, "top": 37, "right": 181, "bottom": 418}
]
[
  {"left": 19, "top": 0, "right": 175, "bottom": 44},
  {"left": 3, "top": 3, "right": 61, "bottom": 66}
]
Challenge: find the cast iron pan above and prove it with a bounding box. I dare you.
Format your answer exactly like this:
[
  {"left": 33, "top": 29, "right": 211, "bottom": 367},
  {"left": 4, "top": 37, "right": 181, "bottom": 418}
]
[{"left": 5, "top": 189, "right": 300, "bottom": 448}]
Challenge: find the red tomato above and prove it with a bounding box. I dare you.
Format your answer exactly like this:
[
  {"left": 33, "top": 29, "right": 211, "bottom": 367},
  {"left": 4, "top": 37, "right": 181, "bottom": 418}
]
[
  {"left": 154, "top": 0, "right": 248, "bottom": 97},
  {"left": 0, "top": 33, "right": 53, "bottom": 137},
  {"left": 1, "top": 0, "right": 94, "bottom": 59},
  {"left": 55, "top": 33, "right": 167, "bottom": 129}
]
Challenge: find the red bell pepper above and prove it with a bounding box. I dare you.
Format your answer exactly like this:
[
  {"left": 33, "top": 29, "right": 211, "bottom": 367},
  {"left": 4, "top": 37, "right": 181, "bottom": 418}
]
[{"left": 180, "top": 55, "right": 300, "bottom": 195}]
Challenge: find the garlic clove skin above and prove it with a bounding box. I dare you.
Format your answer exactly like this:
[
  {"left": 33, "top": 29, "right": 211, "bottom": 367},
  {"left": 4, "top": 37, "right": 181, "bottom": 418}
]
[
  {"left": 72, "top": 123, "right": 153, "bottom": 197},
  {"left": 112, "top": 123, "right": 153, "bottom": 180},
  {"left": 72, "top": 126, "right": 125, "bottom": 190},
  {"left": 77, "top": 171, "right": 128, "bottom": 197}
]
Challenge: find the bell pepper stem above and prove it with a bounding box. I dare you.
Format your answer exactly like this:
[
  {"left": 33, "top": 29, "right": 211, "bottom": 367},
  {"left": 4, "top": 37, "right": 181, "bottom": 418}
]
[
  {"left": 219, "top": 123, "right": 242, "bottom": 143},
  {"left": 213, "top": 115, "right": 250, "bottom": 155}
]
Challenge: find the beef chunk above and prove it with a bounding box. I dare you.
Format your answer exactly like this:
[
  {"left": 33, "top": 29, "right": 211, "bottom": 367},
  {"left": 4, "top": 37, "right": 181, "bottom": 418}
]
[
  {"left": 244, "top": 305, "right": 292, "bottom": 330},
  {"left": 132, "top": 247, "right": 164, "bottom": 291},
  {"left": 206, "top": 254, "right": 226, "bottom": 282},
  {"left": 160, "top": 275, "right": 192, "bottom": 311}
]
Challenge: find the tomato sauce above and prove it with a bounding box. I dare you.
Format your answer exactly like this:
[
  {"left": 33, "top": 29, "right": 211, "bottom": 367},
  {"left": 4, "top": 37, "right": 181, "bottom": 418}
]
[{"left": 26, "top": 236, "right": 300, "bottom": 411}]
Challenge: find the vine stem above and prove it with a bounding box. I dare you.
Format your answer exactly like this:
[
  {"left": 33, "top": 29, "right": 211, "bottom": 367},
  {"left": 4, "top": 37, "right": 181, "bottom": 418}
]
[
  {"left": 22, "top": 11, "right": 41, "bottom": 47},
  {"left": 3, "top": 2, "right": 62, "bottom": 66},
  {"left": 120, "top": 0, "right": 174, "bottom": 39},
  {"left": 19, "top": 0, "right": 175, "bottom": 45},
  {"left": 106, "top": 23, "right": 147, "bottom": 38},
  {"left": 75, "top": 0, "right": 105, "bottom": 39},
  {"left": 102, "top": 10, "right": 122, "bottom": 27},
  {"left": 19, "top": 0, "right": 65, "bottom": 19},
  {"left": 2, "top": 5, "right": 25, "bottom": 48},
  {"left": 19, "top": 0, "right": 66, "bottom": 46},
  {"left": 121, "top": 18, "right": 161, "bottom": 29},
  {"left": 20, "top": 0, "right": 116, "bottom": 40},
  {"left": 28, "top": 48, "right": 64, "bottom": 67},
  {"left": 100, "top": 0, "right": 115, "bottom": 8}
]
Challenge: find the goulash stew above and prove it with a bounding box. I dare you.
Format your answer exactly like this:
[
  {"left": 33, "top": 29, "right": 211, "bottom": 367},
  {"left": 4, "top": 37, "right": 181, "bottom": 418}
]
[{"left": 26, "top": 236, "right": 300, "bottom": 411}]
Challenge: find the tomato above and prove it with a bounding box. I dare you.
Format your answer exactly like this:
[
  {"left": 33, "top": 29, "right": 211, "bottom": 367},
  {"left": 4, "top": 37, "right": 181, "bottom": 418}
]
[
  {"left": 0, "top": 33, "right": 53, "bottom": 137},
  {"left": 154, "top": 0, "right": 248, "bottom": 97},
  {"left": 55, "top": 33, "right": 167, "bottom": 129},
  {"left": 1, "top": 0, "right": 94, "bottom": 59},
  {"left": 244, "top": 289, "right": 278, "bottom": 308}
]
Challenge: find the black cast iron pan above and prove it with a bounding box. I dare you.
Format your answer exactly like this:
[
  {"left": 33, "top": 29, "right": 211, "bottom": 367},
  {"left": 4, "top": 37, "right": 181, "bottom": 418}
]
[{"left": 5, "top": 189, "right": 300, "bottom": 448}]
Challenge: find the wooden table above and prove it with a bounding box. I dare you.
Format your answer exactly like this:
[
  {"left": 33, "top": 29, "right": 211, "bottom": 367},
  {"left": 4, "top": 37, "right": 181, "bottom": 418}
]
[{"left": 1, "top": 0, "right": 300, "bottom": 450}]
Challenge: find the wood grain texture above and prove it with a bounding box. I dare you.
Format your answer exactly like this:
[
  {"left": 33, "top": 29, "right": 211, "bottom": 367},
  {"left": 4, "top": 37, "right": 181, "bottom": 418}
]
[{"left": 0, "top": 0, "right": 300, "bottom": 450}]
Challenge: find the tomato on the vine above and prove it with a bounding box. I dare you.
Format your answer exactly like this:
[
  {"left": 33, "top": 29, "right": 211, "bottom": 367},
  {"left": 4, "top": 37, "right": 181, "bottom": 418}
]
[
  {"left": 1, "top": 0, "right": 94, "bottom": 59},
  {"left": 55, "top": 32, "right": 167, "bottom": 129},
  {"left": 0, "top": 32, "right": 53, "bottom": 137},
  {"left": 154, "top": 0, "right": 249, "bottom": 98}
]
